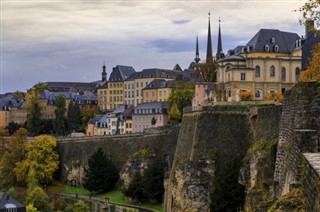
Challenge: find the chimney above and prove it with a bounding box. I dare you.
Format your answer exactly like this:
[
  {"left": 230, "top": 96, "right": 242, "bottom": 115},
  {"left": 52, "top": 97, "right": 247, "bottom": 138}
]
[{"left": 305, "top": 20, "right": 315, "bottom": 39}]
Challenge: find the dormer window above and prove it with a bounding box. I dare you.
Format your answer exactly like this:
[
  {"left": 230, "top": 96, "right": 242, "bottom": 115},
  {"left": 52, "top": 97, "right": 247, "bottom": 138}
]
[
  {"left": 274, "top": 45, "right": 279, "bottom": 52},
  {"left": 265, "top": 45, "right": 270, "bottom": 52},
  {"left": 271, "top": 37, "right": 275, "bottom": 43},
  {"left": 247, "top": 46, "right": 250, "bottom": 52}
]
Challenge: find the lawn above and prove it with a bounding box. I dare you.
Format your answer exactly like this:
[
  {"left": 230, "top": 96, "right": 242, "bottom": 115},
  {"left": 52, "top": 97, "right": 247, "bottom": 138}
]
[{"left": 57, "top": 185, "right": 163, "bottom": 212}]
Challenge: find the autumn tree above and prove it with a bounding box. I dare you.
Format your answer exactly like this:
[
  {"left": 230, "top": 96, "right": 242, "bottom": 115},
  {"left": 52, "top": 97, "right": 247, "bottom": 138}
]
[
  {"left": 67, "top": 101, "right": 81, "bottom": 133},
  {"left": 53, "top": 95, "right": 66, "bottom": 135},
  {"left": 168, "top": 82, "right": 194, "bottom": 115},
  {"left": 24, "top": 90, "right": 42, "bottom": 136},
  {"left": 0, "top": 128, "right": 28, "bottom": 188},
  {"left": 26, "top": 186, "right": 51, "bottom": 212},
  {"left": 299, "top": 0, "right": 320, "bottom": 30},
  {"left": 301, "top": 41, "right": 320, "bottom": 82},
  {"left": 14, "top": 135, "right": 59, "bottom": 185},
  {"left": 83, "top": 147, "right": 118, "bottom": 193},
  {"left": 169, "top": 102, "right": 181, "bottom": 121},
  {"left": 196, "top": 58, "right": 217, "bottom": 82}
]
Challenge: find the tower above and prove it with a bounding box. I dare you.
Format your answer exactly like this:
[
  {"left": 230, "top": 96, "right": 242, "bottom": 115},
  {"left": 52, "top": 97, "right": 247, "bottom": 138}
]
[
  {"left": 195, "top": 35, "right": 201, "bottom": 63},
  {"left": 206, "top": 12, "right": 213, "bottom": 61},
  {"left": 216, "top": 18, "right": 223, "bottom": 60},
  {"left": 102, "top": 62, "right": 107, "bottom": 82}
]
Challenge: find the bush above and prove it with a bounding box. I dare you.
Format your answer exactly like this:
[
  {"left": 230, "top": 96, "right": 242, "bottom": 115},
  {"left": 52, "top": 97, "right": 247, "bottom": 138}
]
[
  {"left": 239, "top": 91, "right": 254, "bottom": 101},
  {"left": 25, "top": 186, "right": 51, "bottom": 212},
  {"left": 265, "top": 92, "right": 283, "bottom": 103}
]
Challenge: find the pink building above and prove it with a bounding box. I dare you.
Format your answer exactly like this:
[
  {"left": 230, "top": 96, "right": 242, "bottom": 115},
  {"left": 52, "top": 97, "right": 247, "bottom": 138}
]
[{"left": 192, "top": 74, "right": 215, "bottom": 106}]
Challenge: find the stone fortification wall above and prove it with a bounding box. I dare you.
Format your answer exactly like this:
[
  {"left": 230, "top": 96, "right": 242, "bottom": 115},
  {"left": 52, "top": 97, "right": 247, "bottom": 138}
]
[
  {"left": 165, "top": 104, "right": 282, "bottom": 212},
  {"left": 301, "top": 153, "right": 320, "bottom": 211},
  {"left": 56, "top": 125, "right": 180, "bottom": 184},
  {"left": 273, "top": 82, "right": 320, "bottom": 198}
]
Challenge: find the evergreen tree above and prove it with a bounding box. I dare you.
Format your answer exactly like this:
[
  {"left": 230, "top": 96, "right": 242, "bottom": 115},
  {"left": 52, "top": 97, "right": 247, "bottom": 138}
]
[
  {"left": 124, "top": 172, "right": 145, "bottom": 202},
  {"left": 83, "top": 147, "right": 118, "bottom": 192},
  {"left": 26, "top": 95, "right": 42, "bottom": 136},
  {"left": 169, "top": 102, "right": 181, "bottom": 121},
  {"left": 53, "top": 95, "right": 66, "bottom": 135},
  {"left": 67, "top": 101, "right": 81, "bottom": 133}
]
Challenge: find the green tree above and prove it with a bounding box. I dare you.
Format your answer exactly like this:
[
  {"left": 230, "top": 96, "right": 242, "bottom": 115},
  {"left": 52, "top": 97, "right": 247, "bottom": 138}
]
[
  {"left": 0, "top": 128, "right": 28, "bottom": 188},
  {"left": 211, "top": 157, "right": 246, "bottom": 212},
  {"left": 7, "top": 186, "right": 17, "bottom": 198},
  {"left": 24, "top": 90, "right": 42, "bottom": 136},
  {"left": 6, "top": 122, "right": 22, "bottom": 135},
  {"left": 124, "top": 172, "right": 145, "bottom": 202},
  {"left": 142, "top": 157, "right": 166, "bottom": 202},
  {"left": 53, "top": 95, "right": 66, "bottom": 135},
  {"left": 14, "top": 135, "right": 59, "bottom": 185},
  {"left": 79, "top": 108, "right": 97, "bottom": 132},
  {"left": 72, "top": 200, "right": 90, "bottom": 212},
  {"left": 67, "top": 101, "right": 81, "bottom": 133},
  {"left": 168, "top": 102, "right": 181, "bottom": 121},
  {"left": 83, "top": 147, "right": 118, "bottom": 192},
  {"left": 168, "top": 82, "right": 194, "bottom": 115},
  {"left": 26, "top": 204, "right": 38, "bottom": 212},
  {"left": 26, "top": 186, "right": 51, "bottom": 212}
]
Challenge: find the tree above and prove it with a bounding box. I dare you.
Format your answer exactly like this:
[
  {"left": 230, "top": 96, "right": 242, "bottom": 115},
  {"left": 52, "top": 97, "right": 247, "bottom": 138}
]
[
  {"left": 151, "top": 116, "right": 157, "bottom": 125},
  {"left": 299, "top": 0, "right": 320, "bottom": 30},
  {"left": 72, "top": 200, "right": 90, "bottom": 212},
  {"left": 197, "top": 58, "right": 217, "bottom": 82},
  {"left": 0, "top": 128, "right": 28, "bottom": 188},
  {"left": 79, "top": 108, "right": 97, "bottom": 132},
  {"left": 168, "top": 82, "right": 194, "bottom": 115},
  {"left": 301, "top": 41, "right": 320, "bottom": 82},
  {"left": 239, "top": 91, "right": 254, "bottom": 101},
  {"left": 26, "top": 204, "right": 38, "bottom": 212},
  {"left": 168, "top": 102, "right": 181, "bottom": 121},
  {"left": 24, "top": 90, "right": 42, "bottom": 136},
  {"left": 67, "top": 101, "right": 81, "bottom": 133},
  {"left": 123, "top": 172, "right": 145, "bottom": 202},
  {"left": 6, "top": 122, "right": 22, "bottom": 135},
  {"left": 53, "top": 95, "right": 66, "bottom": 135},
  {"left": 83, "top": 147, "right": 118, "bottom": 193},
  {"left": 14, "top": 135, "right": 59, "bottom": 185},
  {"left": 25, "top": 186, "right": 51, "bottom": 212}
]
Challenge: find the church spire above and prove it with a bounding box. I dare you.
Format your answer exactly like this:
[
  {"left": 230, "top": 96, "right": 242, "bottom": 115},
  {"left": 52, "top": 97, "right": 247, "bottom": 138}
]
[
  {"left": 216, "top": 17, "right": 223, "bottom": 60},
  {"left": 206, "top": 12, "right": 213, "bottom": 61},
  {"left": 195, "top": 35, "right": 200, "bottom": 63},
  {"left": 102, "top": 61, "right": 107, "bottom": 82}
]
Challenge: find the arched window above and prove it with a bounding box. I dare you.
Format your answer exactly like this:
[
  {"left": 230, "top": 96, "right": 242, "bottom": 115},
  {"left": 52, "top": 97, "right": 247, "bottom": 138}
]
[
  {"left": 281, "top": 67, "right": 286, "bottom": 82},
  {"left": 265, "top": 45, "right": 270, "bottom": 52},
  {"left": 255, "top": 66, "right": 260, "bottom": 77},
  {"left": 270, "top": 65, "right": 275, "bottom": 77},
  {"left": 274, "top": 45, "right": 279, "bottom": 52},
  {"left": 295, "top": 67, "right": 300, "bottom": 82}
]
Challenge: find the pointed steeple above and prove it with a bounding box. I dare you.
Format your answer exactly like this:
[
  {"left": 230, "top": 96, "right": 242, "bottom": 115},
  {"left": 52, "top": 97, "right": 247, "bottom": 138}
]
[
  {"left": 206, "top": 12, "right": 213, "bottom": 61},
  {"left": 102, "top": 61, "right": 107, "bottom": 82},
  {"left": 216, "top": 17, "right": 223, "bottom": 60},
  {"left": 195, "top": 35, "right": 200, "bottom": 63}
]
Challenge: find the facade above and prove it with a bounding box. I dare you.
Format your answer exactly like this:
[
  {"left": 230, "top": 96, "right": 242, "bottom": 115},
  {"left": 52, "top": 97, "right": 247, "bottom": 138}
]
[
  {"left": 142, "top": 79, "right": 175, "bottom": 103},
  {"left": 107, "top": 65, "right": 136, "bottom": 110},
  {"left": 192, "top": 74, "right": 215, "bottom": 106},
  {"left": 216, "top": 29, "right": 302, "bottom": 101},
  {"left": 124, "top": 72, "right": 139, "bottom": 107},
  {"left": 132, "top": 102, "right": 169, "bottom": 133}
]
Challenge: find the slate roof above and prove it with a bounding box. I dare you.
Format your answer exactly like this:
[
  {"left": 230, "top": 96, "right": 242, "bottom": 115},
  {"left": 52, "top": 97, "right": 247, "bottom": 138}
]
[
  {"left": 135, "top": 68, "right": 181, "bottom": 79},
  {"left": 245, "top": 29, "right": 300, "bottom": 53},
  {"left": 176, "top": 69, "right": 197, "bottom": 82},
  {"left": 0, "top": 192, "right": 26, "bottom": 211},
  {"left": 109, "top": 65, "right": 136, "bottom": 82},
  {"left": 43, "top": 81, "right": 97, "bottom": 92},
  {"left": 196, "top": 73, "right": 205, "bottom": 83},
  {"left": 133, "top": 101, "right": 169, "bottom": 114},
  {"left": 142, "top": 79, "right": 176, "bottom": 90},
  {"left": 0, "top": 93, "right": 25, "bottom": 110},
  {"left": 88, "top": 114, "right": 105, "bottom": 124},
  {"left": 173, "top": 64, "right": 183, "bottom": 72},
  {"left": 39, "top": 90, "right": 97, "bottom": 105}
]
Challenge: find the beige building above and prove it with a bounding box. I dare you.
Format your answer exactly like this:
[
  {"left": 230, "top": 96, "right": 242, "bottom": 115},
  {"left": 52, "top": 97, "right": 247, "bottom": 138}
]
[{"left": 216, "top": 29, "right": 302, "bottom": 101}]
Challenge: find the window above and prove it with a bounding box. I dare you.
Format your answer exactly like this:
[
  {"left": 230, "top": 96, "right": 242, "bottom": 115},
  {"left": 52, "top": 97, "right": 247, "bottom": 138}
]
[
  {"left": 255, "top": 90, "right": 261, "bottom": 98},
  {"left": 274, "top": 45, "right": 279, "bottom": 52},
  {"left": 228, "top": 90, "right": 231, "bottom": 97},
  {"left": 110, "top": 84, "right": 113, "bottom": 88},
  {"left": 241, "top": 73, "right": 246, "bottom": 81},
  {"left": 281, "top": 67, "right": 286, "bottom": 82},
  {"left": 140, "top": 82, "right": 143, "bottom": 87},
  {"left": 124, "top": 84, "right": 127, "bottom": 89},
  {"left": 136, "top": 90, "right": 139, "bottom": 97},
  {"left": 270, "top": 66, "right": 275, "bottom": 77},
  {"left": 265, "top": 45, "right": 270, "bottom": 52},
  {"left": 164, "top": 91, "right": 167, "bottom": 97},
  {"left": 228, "top": 73, "right": 231, "bottom": 81},
  {"left": 255, "top": 66, "right": 260, "bottom": 77},
  {"left": 159, "top": 91, "right": 162, "bottom": 96},
  {"left": 110, "top": 97, "right": 112, "bottom": 102},
  {"left": 152, "top": 91, "right": 155, "bottom": 97},
  {"left": 128, "top": 84, "right": 130, "bottom": 89},
  {"left": 136, "top": 82, "right": 139, "bottom": 88},
  {"left": 146, "top": 91, "right": 148, "bottom": 97},
  {"left": 271, "top": 37, "right": 275, "bottom": 43},
  {"left": 295, "top": 67, "right": 300, "bottom": 82}
]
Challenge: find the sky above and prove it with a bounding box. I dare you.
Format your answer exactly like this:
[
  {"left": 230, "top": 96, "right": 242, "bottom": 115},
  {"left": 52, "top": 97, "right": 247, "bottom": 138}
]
[{"left": 1, "top": 0, "right": 307, "bottom": 94}]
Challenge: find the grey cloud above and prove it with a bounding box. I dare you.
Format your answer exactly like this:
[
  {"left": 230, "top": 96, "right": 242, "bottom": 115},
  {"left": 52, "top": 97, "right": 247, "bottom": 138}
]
[{"left": 172, "top": 19, "right": 192, "bottom": 25}]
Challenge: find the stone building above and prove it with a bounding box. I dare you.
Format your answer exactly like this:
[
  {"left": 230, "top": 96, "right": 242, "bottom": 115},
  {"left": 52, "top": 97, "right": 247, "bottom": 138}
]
[{"left": 216, "top": 29, "right": 302, "bottom": 101}]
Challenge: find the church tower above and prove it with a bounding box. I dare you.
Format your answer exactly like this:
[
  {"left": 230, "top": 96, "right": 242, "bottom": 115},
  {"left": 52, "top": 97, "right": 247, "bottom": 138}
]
[
  {"left": 216, "top": 18, "right": 223, "bottom": 60},
  {"left": 206, "top": 12, "right": 213, "bottom": 61},
  {"left": 195, "top": 35, "right": 201, "bottom": 63},
  {"left": 102, "top": 62, "right": 107, "bottom": 82}
]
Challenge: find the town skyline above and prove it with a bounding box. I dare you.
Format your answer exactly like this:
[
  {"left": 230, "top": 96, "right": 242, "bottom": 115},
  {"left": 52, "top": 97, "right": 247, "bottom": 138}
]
[{"left": 1, "top": 0, "right": 306, "bottom": 94}]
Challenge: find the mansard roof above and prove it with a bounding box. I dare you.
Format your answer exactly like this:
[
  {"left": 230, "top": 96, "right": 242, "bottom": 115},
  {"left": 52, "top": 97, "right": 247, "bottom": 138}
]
[
  {"left": 134, "top": 68, "right": 181, "bottom": 79},
  {"left": 142, "top": 79, "right": 176, "bottom": 90},
  {"left": 245, "top": 29, "right": 300, "bottom": 53},
  {"left": 109, "top": 65, "right": 136, "bottom": 82}
]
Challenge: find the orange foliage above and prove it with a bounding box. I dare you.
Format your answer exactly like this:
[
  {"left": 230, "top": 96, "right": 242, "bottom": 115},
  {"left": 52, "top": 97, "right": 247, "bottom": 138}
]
[
  {"left": 301, "top": 42, "right": 320, "bottom": 82},
  {"left": 265, "top": 92, "right": 283, "bottom": 103},
  {"left": 239, "top": 91, "right": 253, "bottom": 101}
]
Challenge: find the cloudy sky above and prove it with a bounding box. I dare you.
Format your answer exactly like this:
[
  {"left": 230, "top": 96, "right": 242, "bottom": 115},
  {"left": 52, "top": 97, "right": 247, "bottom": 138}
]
[{"left": 1, "top": 0, "right": 307, "bottom": 93}]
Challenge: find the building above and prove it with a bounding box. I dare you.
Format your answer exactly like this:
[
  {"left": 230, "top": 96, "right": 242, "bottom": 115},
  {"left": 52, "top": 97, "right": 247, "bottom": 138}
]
[
  {"left": 192, "top": 74, "right": 215, "bottom": 106},
  {"left": 124, "top": 72, "right": 139, "bottom": 107},
  {"left": 42, "top": 81, "right": 97, "bottom": 93},
  {"left": 107, "top": 65, "right": 136, "bottom": 110},
  {"left": 132, "top": 102, "right": 169, "bottom": 133},
  {"left": 0, "top": 192, "right": 26, "bottom": 212},
  {"left": 216, "top": 28, "right": 302, "bottom": 101},
  {"left": 142, "top": 79, "right": 175, "bottom": 103}
]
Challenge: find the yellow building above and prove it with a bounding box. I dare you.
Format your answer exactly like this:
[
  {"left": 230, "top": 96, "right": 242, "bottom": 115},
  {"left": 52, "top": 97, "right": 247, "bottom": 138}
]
[
  {"left": 97, "top": 87, "right": 108, "bottom": 112},
  {"left": 107, "top": 65, "right": 136, "bottom": 110},
  {"left": 142, "top": 79, "right": 174, "bottom": 103},
  {"left": 216, "top": 29, "right": 302, "bottom": 101}
]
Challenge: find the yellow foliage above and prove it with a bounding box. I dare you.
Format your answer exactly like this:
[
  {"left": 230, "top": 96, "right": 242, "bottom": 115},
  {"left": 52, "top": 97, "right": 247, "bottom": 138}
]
[
  {"left": 239, "top": 91, "right": 254, "bottom": 101},
  {"left": 265, "top": 92, "right": 283, "bottom": 103},
  {"left": 301, "top": 42, "right": 320, "bottom": 82}
]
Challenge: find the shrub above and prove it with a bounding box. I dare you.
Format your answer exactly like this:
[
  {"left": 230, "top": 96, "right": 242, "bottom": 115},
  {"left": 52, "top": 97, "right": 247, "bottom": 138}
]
[
  {"left": 265, "top": 92, "right": 283, "bottom": 103},
  {"left": 239, "top": 91, "right": 254, "bottom": 101}
]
